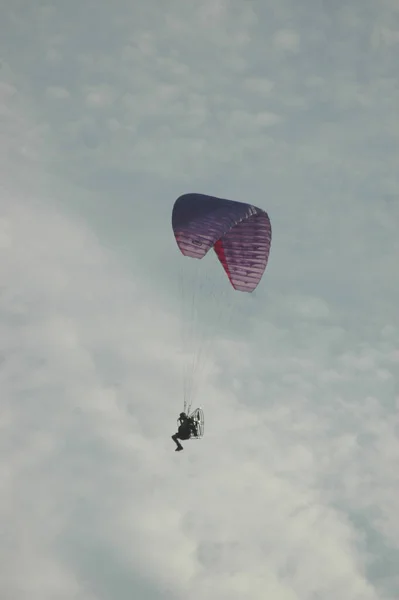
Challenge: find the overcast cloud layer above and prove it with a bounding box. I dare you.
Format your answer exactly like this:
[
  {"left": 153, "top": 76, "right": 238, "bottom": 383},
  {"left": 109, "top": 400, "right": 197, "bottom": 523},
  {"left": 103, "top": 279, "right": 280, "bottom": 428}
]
[{"left": 1, "top": 1, "right": 398, "bottom": 599}]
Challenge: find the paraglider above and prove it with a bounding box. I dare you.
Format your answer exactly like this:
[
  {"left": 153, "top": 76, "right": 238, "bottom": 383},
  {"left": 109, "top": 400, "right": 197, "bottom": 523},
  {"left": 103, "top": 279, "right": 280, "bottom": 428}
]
[
  {"left": 172, "top": 193, "right": 272, "bottom": 292},
  {"left": 171, "top": 193, "right": 272, "bottom": 450},
  {"left": 171, "top": 409, "right": 204, "bottom": 451}
]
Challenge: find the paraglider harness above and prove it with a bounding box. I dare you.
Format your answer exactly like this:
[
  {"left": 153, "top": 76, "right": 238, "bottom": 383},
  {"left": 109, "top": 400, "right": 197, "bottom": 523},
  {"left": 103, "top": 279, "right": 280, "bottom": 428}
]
[{"left": 177, "top": 407, "right": 204, "bottom": 440}]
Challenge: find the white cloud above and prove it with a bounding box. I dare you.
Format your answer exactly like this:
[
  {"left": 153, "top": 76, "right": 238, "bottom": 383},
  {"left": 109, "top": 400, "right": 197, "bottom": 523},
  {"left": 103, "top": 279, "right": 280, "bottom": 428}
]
[
  {"left": 0, "top": 0, "right": 398, "bottom": 598},
  {"left": 244, "top": 76, "right": 275, "bottom": 95},
  {"left": 273, "top": 29, "right": 301, "bottom": 52},
  {"left": 1, "top": 168, "right": 395, "bottom": 599},
  {"left": 84, "top": 85, "right": 117, "bottom": 108},
  {"left": 46, "top": 86, "right": 70, "bottom": 99}
]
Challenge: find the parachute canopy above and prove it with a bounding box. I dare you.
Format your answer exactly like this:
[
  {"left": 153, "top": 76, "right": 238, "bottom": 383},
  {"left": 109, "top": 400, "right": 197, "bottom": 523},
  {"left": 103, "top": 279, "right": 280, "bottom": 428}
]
[{"left": 172, "top": 193, "right": 272, "bottom": 292}]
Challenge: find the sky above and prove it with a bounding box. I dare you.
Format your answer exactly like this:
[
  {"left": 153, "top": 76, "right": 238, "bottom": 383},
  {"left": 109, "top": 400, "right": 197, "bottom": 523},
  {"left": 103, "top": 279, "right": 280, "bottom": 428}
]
[{"left": 0, "top": 0, "right": 399, "bottom": 599}]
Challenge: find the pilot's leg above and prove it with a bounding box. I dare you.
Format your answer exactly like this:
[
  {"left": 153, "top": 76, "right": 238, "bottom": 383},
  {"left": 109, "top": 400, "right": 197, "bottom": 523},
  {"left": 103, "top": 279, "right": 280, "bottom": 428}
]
[{"left": 172, "top": 433, "right": 183, "bottom": 451}]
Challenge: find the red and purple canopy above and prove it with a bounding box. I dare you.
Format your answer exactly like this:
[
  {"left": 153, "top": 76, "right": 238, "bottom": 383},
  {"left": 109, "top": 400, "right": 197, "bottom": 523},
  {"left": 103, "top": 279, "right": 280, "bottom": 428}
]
[{"left": 172, "top": 193, "right": 272, "bottom": 292}]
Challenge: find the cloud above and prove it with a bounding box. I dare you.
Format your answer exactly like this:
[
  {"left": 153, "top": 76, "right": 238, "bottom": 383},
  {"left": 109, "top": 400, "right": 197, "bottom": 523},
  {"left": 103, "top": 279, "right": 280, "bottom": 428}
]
[
  {"left": 273, "top": 29, "right": 301, "bottom": 52},
  {"left": 0, "top": 190, "right": 182, "bottom": 598},
  {"left": 0, "top": 0, "right": 398, "bottom": 598},
  {"left": 46, "top": 86, "right": 70, "bottom": 100},
  {"left": 1, "top": 180, "right": 396, "bottom": 599}
]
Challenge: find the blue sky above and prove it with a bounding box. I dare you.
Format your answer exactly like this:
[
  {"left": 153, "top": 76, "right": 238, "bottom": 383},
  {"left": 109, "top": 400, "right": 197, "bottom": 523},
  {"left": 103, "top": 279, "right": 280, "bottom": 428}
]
[{"left": 0, "top": 1, "right": 398, "bottom": 599}]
